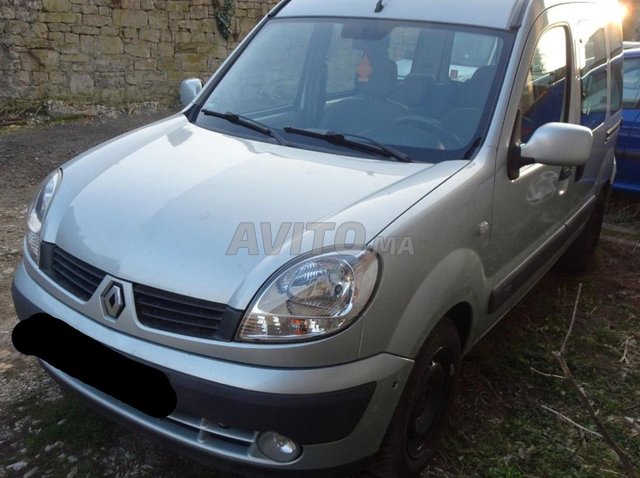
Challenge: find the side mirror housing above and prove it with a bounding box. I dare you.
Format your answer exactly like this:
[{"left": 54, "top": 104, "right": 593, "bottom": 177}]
[
  {"left": 179, "top": 78, "right": 203, "bottom": 107},
  {"left": 521, "top": 122, "right": 593, "bottom": 167},
  {"left": 508, "top": 116, "right": 593, "bottom": 180}
]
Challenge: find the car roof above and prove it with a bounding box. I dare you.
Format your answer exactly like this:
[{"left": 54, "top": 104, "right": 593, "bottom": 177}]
[
  {"left": 276, "top": 0, "right": 613, "bottom": 31},
  {"left": 276, "top": 0, "right": 522, "bottom": 31}
]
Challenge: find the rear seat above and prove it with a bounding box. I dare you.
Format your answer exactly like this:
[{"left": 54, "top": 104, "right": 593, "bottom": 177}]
[{"left": 391, "top": 66, "right": 497, "bottom": 144}]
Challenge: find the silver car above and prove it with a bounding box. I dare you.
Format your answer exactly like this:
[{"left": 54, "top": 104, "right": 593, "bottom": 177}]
[{"left": 11, "top": 0, "right": 622, "bottom": 476}]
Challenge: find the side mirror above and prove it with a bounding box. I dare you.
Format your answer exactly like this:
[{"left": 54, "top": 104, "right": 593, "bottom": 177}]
[
  {"left": 508, "top": 114, "right": 593, "bottom": 180},
  {"left": 179, "top": 78, "right": 203, "bottom": 107},
  {"left": 521, "top": 122, "right": 593, "bottom": 167}
]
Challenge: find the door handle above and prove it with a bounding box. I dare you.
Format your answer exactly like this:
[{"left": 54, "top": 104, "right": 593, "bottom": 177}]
[{"left": 606, "top": 119, "right": 622, "bottom": 142}]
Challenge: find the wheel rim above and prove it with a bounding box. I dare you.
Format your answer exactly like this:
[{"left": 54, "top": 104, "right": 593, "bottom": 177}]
[{"left": 406, "top": 347, "right": 454, "bottom": 459}]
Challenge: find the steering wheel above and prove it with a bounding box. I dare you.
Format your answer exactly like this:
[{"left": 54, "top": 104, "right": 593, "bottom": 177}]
[{"left": 393, "top": 116, "right": 463, "bottom": 149}]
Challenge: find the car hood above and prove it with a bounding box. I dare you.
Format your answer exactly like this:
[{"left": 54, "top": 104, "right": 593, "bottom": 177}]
[{"left": 45, "top": 114, "right": 467, "bottom": 308}]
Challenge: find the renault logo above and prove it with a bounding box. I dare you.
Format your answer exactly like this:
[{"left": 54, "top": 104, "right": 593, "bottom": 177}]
[{"left": 102, "top": 282, "right": 125, "bottom": 319}]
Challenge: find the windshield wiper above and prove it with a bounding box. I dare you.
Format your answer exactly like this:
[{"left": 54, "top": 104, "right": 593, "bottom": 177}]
[
  {"left": 283, "top": 127, "right": 412, "bottom": 163},
  {"left": 201, "top": 109, "right": 288, "bottom": 146}
]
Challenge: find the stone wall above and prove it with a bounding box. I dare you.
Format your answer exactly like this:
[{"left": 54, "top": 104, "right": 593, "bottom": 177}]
[{"left": 0, "top": 0, "right": 278, "bottom": 107}]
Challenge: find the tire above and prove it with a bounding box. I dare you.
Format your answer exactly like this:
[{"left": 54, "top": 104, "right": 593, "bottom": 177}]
[
  {"left": 369, "top": 319, "right": 461, "bottom": 478},
  {"left": 557, "top": 186, "right": 609, "bottom": 274}
]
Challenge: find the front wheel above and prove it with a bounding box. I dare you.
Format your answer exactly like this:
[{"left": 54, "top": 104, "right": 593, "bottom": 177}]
[{"left": 370, "top": 318, "right": 461, "bottom": 478}]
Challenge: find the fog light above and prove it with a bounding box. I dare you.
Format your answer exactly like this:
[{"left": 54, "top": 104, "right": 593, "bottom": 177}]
[{"left": 257, "top": 431, "right": 302, "bottom": 463}]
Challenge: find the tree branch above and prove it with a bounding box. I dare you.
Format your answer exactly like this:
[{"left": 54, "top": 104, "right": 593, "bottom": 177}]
[
  {"left": 541, "top": 404, "right": 602, "bottom": 438},
  {"left": 561, "top": 283, "right": 582, "bottom": 355},
  {"left": 619, "top": 337, "right": 632, "bottom": 365},
  {"left": 552, "top": 284, "right": 639, "bottom": 478},
  {"left": 531, "top": 367, "right": 565, "bottom": 380}
]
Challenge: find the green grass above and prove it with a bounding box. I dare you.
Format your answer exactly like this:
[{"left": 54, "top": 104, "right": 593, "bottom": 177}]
[
  {"left": 606, "top": 195, "right": 640, "bottom": 230},
  {"left": 1, "top": 393, "right": 114, "bottom": 476},
  {"left": 21, "top": 397, "right": 114, "bottom": 451},
  {"left": 0, "top": 99, "right": 46, "bottom": 120}
]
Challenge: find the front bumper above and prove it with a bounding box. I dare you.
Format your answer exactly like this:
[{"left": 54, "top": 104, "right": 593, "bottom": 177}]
[{"left": 11, "top": 261, "right": 413, "bottom": 472}]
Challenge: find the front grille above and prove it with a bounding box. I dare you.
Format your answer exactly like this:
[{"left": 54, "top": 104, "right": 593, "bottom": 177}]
[
  {"left": 41, "top": 244, "right": 107, "bottom": 301},
  {"left": 40, "top": 243, "right": 243, "bottom": 340},
  {"left": 133, "top": 284, "right": 243, "bottom": 341}
]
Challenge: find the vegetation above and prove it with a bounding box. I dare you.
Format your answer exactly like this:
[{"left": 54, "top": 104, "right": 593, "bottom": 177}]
[
  {"left": 214, "top": 0, "right": 236, "bottom": 40},
  {"left": 0, "top": 99, "right": 47, "bottom": 124}
]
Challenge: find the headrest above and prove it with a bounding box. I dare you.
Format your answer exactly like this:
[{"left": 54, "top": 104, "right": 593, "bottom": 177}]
[
  {"left": 356, "top": 53, "right": 398, "bottom": 98},
  {"left": 468, "top": 65, "right": 497, "bottom": 88},
  {"left": 392, "top": 74, "right": 434, "bottom": 107}
]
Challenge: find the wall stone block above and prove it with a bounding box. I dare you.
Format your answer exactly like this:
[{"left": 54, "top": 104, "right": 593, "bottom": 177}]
[
  {"left": 124, "top": 39, "right": 151, "bottom": 58},
  {"left": 96, "top": 35, "right": 124, "bottom": 54},
  {"left": 134, "top": 58, "right": 156, "bottom": 70},
  {"left": 139, "top": 28, "right": 160, "bottom": 42},
  {"left": 42, "top": 0, "right": 71, "bottom": 13},
  {"left": 79, "top": 34, "right": 95, "bottom": 53},
  {"left": 32, "top": 70, "right": 49, "bottom": 85},
  {"left": 71, "top": 25, "right": 99, "bottom": 35},
  {"left": 30, "top": 48, "right": 60, "bottom": 65},
  {"left": 47, "top": 22, "right": 69, "bottom": 33},
  {"left": 69, "top": 72, "right": 94, "bottom": 92},
  {"left": 95, "top": 55, "right": 132, "bottom": 72},
  {"left": 80, "top": 4, "right": 98, "bottom": 15},
  {"left": 82, "top": 14, "right": 111, "bottom": 27},
  {"left": 157, "top": 42, "right": 174, "bottom": 57},
  {"left": 40, "top": 11, "right": 77, "bottom": 23},
  {"left": 49, "top": 70, "right": 66, "bottom": 84},
  {"left": 113, "top": 8, "right": 148, "bottom": 28},
  {"left": 148, "top": 11, "right": 168, "bottom": 29}
]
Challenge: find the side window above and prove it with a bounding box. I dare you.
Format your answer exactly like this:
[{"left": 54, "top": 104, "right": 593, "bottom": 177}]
[
  {"left": 609, "top": 23, "right": 623, "bottom": 114},
  {"left": 623, "top": 58, "right": 640, "bottom": 109},
  {"left": 326, "top": 26, "right": 363, "bottom": 96},
  {"left": 389, "top": 27, "right": 419, "bottom": 80},
  {"left": 450, "top": 32, "right": 500, "bottom": 82},
  {"left": 579, "top": 21, "right": 608, "bottom": 128},
  {"left": 412, "top": 29, "right": 449, "bottom": 79},
  {"left": 519, "top": 26, "right": 568, "bottom": 142}
]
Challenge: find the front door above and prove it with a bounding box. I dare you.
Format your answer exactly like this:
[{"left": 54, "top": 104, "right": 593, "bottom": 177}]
[{"left": 487, "top": 8, "right": 581, "bottom": 317}]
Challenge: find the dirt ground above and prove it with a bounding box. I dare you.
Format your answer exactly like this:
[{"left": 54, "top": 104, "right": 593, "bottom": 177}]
[{"left": 0, "top": 115, "right": 638, "bottom": 478}]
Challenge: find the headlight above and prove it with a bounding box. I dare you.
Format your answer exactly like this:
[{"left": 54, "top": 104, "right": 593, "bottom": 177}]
[
  {"left": 26, "top": 169, "right": 62, "bottom": 264},
  {"left": 237, "top": 249, "right": 379, "bottom": 343}
]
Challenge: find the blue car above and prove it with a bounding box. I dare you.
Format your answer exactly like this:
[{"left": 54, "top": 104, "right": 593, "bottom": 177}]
[{"left": 616, "top": 47, "right": 640, "bottom": 195}]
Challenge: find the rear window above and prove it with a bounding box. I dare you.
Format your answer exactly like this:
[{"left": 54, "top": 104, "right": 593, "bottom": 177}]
[
  {"left": 450, "top": 32, "right": 500, "bottom": 82},
  {"left": 623, "top": 58, "right": 640, "bottom": 109},
  {"left": 609, "top": 22, "right": 623, "bottom": 114},
  {"left": 578, "top": 21, "right": 608, "bottom": 129}
]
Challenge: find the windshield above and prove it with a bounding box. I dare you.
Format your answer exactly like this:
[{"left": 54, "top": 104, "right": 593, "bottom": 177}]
[{"left": 196, "top": 18, "right": 512, "bottom": 163}]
